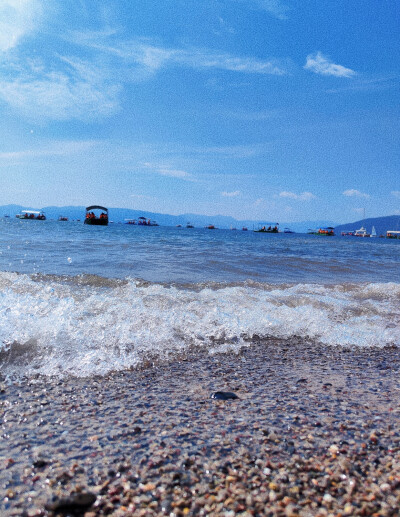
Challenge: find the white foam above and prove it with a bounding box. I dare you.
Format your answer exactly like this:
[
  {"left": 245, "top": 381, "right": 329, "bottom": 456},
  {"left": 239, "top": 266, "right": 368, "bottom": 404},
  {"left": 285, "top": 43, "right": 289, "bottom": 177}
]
[{"left": 0, "top": 272, "right": 399, "bottom": 378}]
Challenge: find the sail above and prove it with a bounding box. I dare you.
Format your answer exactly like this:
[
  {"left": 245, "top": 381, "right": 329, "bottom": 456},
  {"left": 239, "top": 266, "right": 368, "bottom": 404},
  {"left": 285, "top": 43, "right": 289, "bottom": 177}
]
[{"left": 371, "top": 226, "right": 377, "bottom": 237}]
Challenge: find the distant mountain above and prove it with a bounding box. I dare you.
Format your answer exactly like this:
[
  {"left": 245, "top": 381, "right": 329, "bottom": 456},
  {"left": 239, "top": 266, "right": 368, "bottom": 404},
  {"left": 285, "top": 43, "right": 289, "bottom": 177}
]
[
  {"left": 335, "top": 215, "right": 400, "bottom": 237},
  {"left": 0, "top": 204, "right": 337, "bottom": 232}
]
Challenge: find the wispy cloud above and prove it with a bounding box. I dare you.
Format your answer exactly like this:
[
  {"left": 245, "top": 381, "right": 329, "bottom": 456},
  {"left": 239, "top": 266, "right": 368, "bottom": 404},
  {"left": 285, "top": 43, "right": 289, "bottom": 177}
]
[
  {"left": 326, "top": 75, "right": 398, "bottom": 94},
  {"left": 391, "top": 191, "right": 400, "bottom": 198},
  {"left": 221, "top": 190, "right": 241, "bottom": 197},
  {"left": 201, "top": 142, "right": 271, "bottom": 158},
  {"left": 279, "top": 191, "right": 316, "bottom": 201},
  {"left": 304, "top": 52, "right": 356, "bottom": 78},
  {"left": 0, "top": 54, "right": 121, "bottom": 121},
  {"left": 75, "top": 36, "right": 288, "bottom": 76},
  {"left": 225, "top": 109, "right": 279, "bottom": 121},
  {"left": 343, "top": 189, "right": 370, "bottom": 199},
  {"left": 0, "top": 140, "right": 97, "bottom": 160},
  {"left": 0, "top": 0, "right": 42, "bottom": 51},
  {"left": 0, "top": 23, "right": 287, "bottom": 121},
  {"left": 142, "top": 162, "right": 193, "bottom": 180},
  {"left": 234, "top": 0, "right": 290, "bottom": 20}
]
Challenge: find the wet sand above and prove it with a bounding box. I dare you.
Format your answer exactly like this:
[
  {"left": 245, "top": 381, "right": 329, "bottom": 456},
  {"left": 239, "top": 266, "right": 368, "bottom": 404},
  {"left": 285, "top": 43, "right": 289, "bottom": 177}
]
[{"left": 1, "top": 340, "right": 400, "bottom": 516}]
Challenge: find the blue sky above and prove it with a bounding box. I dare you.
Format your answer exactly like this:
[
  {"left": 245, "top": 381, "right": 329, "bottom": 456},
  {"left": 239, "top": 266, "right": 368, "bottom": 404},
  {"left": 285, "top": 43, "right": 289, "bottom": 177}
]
[{"left": 0, "top": 0, "right": 399, "bottom": 223}]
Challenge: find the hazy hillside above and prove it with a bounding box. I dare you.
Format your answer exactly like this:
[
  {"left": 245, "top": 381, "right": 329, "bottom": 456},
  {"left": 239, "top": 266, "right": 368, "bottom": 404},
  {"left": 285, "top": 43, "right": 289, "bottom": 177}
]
[{"left": 334, "top": 215, "right": 400, "bottom": 237}]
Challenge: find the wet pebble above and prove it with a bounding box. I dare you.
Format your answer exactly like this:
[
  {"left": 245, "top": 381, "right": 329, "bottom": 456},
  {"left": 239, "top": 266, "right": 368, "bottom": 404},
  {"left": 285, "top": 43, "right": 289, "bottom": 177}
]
[{"left": 210, "top": 391, "right": 239, "bottom": 400}]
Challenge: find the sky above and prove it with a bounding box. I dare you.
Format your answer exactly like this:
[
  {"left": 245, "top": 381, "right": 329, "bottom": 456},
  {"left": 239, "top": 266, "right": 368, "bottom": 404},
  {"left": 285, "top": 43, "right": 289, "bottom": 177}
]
[{"left": 0, "top": 0, "right": 399, "bottom": 223}]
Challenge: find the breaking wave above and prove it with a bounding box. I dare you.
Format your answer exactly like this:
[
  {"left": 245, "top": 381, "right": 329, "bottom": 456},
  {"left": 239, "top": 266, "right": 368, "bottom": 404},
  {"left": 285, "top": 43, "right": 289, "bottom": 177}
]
[{"left": 0, "top": 272, "right": 399, "bottom": 378}]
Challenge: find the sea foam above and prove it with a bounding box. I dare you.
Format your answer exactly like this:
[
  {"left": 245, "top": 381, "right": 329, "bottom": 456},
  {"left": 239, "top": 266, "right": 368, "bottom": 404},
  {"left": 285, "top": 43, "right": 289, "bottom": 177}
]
[{"left": 0, "top": 272, "right": 399, "bottom": 378}]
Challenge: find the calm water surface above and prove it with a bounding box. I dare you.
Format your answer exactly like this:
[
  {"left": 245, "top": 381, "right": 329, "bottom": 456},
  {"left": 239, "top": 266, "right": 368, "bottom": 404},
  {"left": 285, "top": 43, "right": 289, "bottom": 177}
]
[{"left": 1, "top": 218, "right": 399, "bottom": 283}]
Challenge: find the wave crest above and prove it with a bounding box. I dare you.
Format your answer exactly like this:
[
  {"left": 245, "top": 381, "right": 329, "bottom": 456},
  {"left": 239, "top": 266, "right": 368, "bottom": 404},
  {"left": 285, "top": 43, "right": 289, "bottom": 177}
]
[{"left": 0, "top": 272, "right": 399, "bottom": 378}]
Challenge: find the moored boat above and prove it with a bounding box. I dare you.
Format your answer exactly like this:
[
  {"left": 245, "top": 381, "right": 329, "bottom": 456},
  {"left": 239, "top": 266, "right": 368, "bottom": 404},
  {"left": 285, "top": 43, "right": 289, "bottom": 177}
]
[
  {"left": 137, "top": 216, "right": 158, "bottom": 226},
  {"left": 84, "top": 206, "right": 109, "bottom": 226},
  {"left": 386, "top": 230, "right": 400, "bottom": 239},
  {"left": 254, "top": 223, "right": 279, "bottom": 233},
  {"left": 16, "top": 210, "right": 46, "bottom": 220},
  {"left": 354, "top": 226, "right": 370, "bottom": 237},
  {"left": 309, "top": 227, "right": 335, "bottom": 236}
]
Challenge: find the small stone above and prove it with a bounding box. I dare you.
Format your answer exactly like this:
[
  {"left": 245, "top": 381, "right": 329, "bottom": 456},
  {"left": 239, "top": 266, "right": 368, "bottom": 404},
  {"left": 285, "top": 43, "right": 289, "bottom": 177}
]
[
  {"left": 210, "top": 391, "right": 239, "bottom": 400},
  {"left": 46, "top": 492, "right": 96, "bottom": 513},
  {"left": 328, "top": 444, "right": 339, "bottom": 455}
]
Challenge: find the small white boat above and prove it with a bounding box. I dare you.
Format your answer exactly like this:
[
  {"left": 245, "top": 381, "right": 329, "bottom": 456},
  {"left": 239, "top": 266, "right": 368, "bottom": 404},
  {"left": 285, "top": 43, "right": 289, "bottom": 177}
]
[
  {"left": 370, "top": 226, "right": 377, "bottom": 238},
  {"left": 354, "top": 226, "right": 370, "bottom": 237}
]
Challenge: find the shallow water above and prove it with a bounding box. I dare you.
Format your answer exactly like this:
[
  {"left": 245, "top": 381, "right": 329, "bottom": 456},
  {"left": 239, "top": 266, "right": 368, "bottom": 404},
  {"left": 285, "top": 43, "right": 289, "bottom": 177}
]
[{"left": 0, "top": 218, "right": 399, "bottom": 378}]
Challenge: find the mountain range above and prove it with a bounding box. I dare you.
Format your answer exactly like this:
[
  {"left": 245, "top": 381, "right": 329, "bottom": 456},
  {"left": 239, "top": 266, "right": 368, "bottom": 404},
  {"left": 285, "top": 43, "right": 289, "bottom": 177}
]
[{"left": 1, "top": 204, "right": 399, "bottom": 235}]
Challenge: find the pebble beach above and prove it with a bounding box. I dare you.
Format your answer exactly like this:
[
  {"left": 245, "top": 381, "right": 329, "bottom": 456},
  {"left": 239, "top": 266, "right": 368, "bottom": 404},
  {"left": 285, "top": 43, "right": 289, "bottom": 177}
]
[{"left": 1, "top": 340, "right": 400, "bottom": 516}]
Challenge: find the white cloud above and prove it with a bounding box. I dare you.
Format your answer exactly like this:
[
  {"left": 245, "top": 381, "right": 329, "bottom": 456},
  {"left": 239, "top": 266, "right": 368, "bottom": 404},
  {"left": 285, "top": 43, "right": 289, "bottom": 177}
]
[
  {"left": 391, "top": 191, "right": 400, "bottom": 198},
  {"left": 0, "top": 0, "right": 42, "bottom": 51},
  {"left": 343, "top": 189, "right": 370, "bottom": 199},
  {"left": 221, "top": 191, "right": 241, "bottom": 197},
  {"left": 279, "top": 191, "right": 316, "bottom": 201},
  {"left": 304, "top": 52, "right": 356, "bottom": 78}
]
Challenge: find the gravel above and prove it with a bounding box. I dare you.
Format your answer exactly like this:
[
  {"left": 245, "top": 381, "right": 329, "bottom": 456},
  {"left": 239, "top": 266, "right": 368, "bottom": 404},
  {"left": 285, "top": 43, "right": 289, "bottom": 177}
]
[{"left": 1, "top": 339, "right": 400, "bottom": 516}]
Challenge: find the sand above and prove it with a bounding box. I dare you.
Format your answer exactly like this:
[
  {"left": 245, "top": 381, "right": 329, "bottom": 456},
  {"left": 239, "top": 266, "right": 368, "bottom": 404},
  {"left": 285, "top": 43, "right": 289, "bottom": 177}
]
[{"left": 1, "top": 340, "right": 400, "bottom": 516}]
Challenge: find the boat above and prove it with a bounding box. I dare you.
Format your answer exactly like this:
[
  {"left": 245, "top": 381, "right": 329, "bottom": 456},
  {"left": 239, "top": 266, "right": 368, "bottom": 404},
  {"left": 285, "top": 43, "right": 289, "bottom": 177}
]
[
  {"left": 125, "top": 219, "right": 136, "bottom": 225},
  {"left": 284, "top": 228, "right": 295, "bottom": 234},
  {"left": 137, "top": 216, "right": 159, "bottom": 226},
  {"left": 370, "top": 226, "right": 377, "bottom": 238},
  {"left": 16, "top": 210, "right": 46, "bottom": 220},
  {"left": 341, "top": 231, "right": 355, "bottom": 236},
  {"left": 387, "top": 230, "right": 400, "bottom": 239},
  {"left": 205, "top": 224, "right": 217, "bottom": 229},
  {"left": 186, "top": 222, "right": 194, "bottom": 228},
  {"left": 58, "top": 216, "right": 68, "bottom": 221},
  {"left": 354, "top": 226, "right": 370, "bottom": 237},
  {"left": 242, "top": 227, "right": 248, "bottom": 231},
  {"left": 309, "top": 227, "right": 335, "bottom": 236},
  {"left": 84, "top": 205, "right": 108, "bottom": 226},
  {"left": 254, "top": 223, "right": 279, "bottom": 233}
]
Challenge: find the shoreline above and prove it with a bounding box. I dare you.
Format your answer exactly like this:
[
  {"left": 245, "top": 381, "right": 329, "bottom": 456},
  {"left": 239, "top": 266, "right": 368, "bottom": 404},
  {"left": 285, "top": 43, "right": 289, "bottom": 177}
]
[{"left": 1, "top": 341, "right": 400, "bottom": 516}]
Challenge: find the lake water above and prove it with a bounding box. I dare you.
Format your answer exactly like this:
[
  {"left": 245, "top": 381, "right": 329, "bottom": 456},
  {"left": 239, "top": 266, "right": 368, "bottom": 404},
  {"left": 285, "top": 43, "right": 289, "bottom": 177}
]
[{"left": 1, "top": 218, "right": 399, "bottom": 378}]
